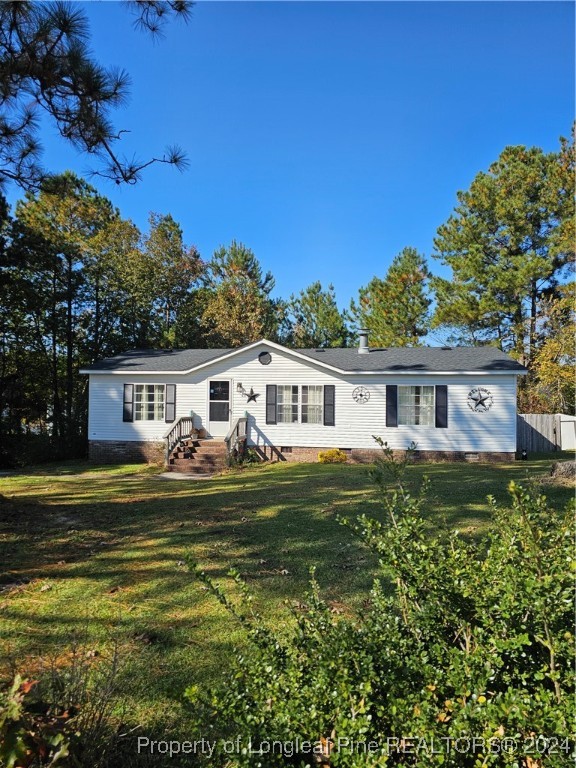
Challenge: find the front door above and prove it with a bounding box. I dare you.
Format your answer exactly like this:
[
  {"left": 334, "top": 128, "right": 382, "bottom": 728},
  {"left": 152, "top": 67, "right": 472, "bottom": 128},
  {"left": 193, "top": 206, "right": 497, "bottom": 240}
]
[{"left": 208, "top": 380, "right": 231, "bottom": 437}]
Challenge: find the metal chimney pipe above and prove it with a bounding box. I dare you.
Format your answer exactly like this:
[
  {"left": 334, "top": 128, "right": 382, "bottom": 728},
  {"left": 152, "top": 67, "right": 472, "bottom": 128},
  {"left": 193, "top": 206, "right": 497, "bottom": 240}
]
[{"left": 358, "top": 328, "right": 369, "bottom": 354}]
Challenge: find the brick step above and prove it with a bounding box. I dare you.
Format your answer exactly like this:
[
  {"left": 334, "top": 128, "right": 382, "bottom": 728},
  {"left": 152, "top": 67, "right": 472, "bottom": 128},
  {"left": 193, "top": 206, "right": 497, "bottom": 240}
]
[
  {"left": 167, "top": 466, "right": 214, "bottom": 475},
  {"left": 172, "top": 448, "right": 227, "bottom": 459},
  {"left": 167, "top": 460, "right": 225, "bottom": 474},
  {"left": 169, "top": 457, "right": 226, "bottom": 469},
  {"left": 182, "top": 439, "right": 227, "bottom": 451}
]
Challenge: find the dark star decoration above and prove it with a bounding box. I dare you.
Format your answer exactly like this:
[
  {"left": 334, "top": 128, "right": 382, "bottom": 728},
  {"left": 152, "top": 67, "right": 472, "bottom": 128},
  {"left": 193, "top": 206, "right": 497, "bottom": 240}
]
[
  {"left": 246, "top": 388, "right": 260, "bottom": 403},
  {"left": 470, "top": 391, "right": 490, "bottom": 408}
]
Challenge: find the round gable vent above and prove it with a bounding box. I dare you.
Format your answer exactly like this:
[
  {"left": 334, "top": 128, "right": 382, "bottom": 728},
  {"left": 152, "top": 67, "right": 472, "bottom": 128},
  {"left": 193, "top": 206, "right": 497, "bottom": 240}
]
[{"left": 258, "top": 351, "right": 272, "bottom": 365}]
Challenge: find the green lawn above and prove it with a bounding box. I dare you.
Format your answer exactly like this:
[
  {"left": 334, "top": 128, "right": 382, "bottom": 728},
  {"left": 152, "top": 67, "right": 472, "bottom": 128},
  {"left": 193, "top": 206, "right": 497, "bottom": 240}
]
[{"left": 0, "top": 455, "right": 573, "bottom": 739}]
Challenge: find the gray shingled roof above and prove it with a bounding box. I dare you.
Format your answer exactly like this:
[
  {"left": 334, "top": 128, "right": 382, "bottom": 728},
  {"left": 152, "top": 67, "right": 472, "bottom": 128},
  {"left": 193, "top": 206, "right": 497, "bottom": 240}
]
[
  {"left": 298, "top": 346, "right": 526, "bottom": 372},
  {"left": 82, "top": 348, "right": 231, "bottom": 372},
  {"left": 83, "top": 343, "right": 526, "bottom": 374}
]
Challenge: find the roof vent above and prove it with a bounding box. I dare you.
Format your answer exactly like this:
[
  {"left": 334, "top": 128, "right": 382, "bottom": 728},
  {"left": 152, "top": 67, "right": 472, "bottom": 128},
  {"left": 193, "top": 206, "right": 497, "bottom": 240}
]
[
  {"left": 358, "top": 329, "right": 369, "bottom": 355},
  {"left": 441, "top": 346, "right": 452, "bottom": 350}
]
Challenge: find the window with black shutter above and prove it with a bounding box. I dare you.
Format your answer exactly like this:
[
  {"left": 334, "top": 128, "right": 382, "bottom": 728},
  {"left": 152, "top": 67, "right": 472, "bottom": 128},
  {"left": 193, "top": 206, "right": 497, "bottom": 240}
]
[{"left": 265, "top": 384, "right": 335, "bottom": 425}]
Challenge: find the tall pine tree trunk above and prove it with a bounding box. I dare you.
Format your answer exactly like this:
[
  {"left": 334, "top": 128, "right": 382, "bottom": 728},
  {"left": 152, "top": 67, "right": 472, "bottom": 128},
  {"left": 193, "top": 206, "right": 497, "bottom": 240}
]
[
  {"left": 50, "top": 271, "right": 62, "bottom": 441},
  {"left": 65, "top": 254, "right": 74, "bottom": 441}
]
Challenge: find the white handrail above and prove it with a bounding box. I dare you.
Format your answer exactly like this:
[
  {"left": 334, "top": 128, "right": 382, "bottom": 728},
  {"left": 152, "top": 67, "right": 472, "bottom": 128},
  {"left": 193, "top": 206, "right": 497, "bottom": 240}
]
[
  {"left": 162, "top": 415, "right": 193, "bottom": 440},
  {"left": 225, "top": 416, "right": 248, "bottom": 454}
]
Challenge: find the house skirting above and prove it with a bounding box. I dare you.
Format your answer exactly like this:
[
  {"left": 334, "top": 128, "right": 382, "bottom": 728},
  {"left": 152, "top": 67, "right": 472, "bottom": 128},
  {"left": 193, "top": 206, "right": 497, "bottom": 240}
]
[
  {"left": 89, "top": 440, "right": 164, "bottom": 464},
  {"left": 89, "top": 439, "right": 515, "bottom": 466},
  {"left": 254, "top": 446, "right": 516, "bottom": 464}
]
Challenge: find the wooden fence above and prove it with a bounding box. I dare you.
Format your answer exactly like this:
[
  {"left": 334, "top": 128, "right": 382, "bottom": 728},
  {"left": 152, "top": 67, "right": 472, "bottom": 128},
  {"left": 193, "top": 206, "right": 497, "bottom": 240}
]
[{"left": 516, "top": 413, "right": 562, "bottom": 453}]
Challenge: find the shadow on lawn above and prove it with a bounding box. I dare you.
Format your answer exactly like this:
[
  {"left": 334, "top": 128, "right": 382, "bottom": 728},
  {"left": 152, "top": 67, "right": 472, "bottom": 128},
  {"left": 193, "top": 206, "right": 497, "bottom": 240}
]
[
  {"left": 0, "top": 456, "right": 573, "bottom": 745},
  {"left": 1, "top": 457, "right": 571, "bottom": 593}
]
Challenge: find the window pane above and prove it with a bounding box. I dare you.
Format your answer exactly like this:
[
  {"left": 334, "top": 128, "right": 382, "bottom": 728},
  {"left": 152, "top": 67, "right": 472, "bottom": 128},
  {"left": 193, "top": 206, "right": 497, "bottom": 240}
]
[
  {"left": 209, "top": 381, "right": 229, "bottom": 401},
  {"left": 277, "top": 385, "right": 299, "bottom": 423},
  {"left": 302, "top": 385, "right": 323, "bottom": 424},
  {"left": 398, "top": 385, "right": 434, "bottom": 426},
  {"left": 132, "top": 384, "right": 164, "bottom": 421},
  {"left": 209, "top": 402, "right": 229, "bottom": 421}
]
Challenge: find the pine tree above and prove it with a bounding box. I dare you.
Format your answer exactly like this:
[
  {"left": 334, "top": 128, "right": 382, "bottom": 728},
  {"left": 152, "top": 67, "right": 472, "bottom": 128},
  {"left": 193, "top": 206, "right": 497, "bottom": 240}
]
[
  {"left": 431, "top": 134, "right": 575, "bottom": 366},
  {"left": 0, "top": 1, "right": 191, "bottom": 189},
  {"left": 141, "top": 213, "right": 203, "bottom": 348},
  {"left": 521, "top": 284, "right": 576, "bottom": 413},
  {"left": 288, "top": 282, "right": 348, "bottom": 348},
  {"left": 201, "top": 241, "right": 279, "bottom": 346},
  {"left": 5, "top": 173, "right": 122, "bottom": 445},
  {"left": 349, "top": 247, "right": 431, "bottom": 347}
]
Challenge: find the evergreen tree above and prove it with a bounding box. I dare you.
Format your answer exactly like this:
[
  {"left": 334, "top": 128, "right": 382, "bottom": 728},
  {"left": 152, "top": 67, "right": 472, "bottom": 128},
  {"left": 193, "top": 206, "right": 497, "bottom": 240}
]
[
  {"left": 11, "top": 172, "right": 120, "bottom": 443},
  {"left": 349, "top": 247, "right": 431, "bottom": 347},
  {"left": 288, "top": 282, "right": 348, "bottom": 348},
  {"left": 431, "top": 134, "right": 575, "bottom": 366},
  {"left": 0, "top": 174, "right": 206, "bottom": 461},
  {"left": 140, "top": 213, "right": 204, "bottom": 348},
  {"left": 521, "top": 283, "right": 576, "bottom": 414},
  {"left": 0, "top": 1, "right": 191, "bottom": 189},
  {"left": 201, "top": 241, "right": 279, "bottom": 346}
]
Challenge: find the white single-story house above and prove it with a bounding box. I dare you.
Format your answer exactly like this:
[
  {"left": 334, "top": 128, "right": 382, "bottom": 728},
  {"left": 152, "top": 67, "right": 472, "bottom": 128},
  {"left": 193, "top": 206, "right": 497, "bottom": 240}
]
[{"left": 81, "top": 334, "right": 527, "bottom": 468}]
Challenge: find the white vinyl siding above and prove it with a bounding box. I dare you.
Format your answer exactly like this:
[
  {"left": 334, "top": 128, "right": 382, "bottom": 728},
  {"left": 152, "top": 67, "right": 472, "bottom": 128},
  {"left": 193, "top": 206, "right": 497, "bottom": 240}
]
[
  {"left": 134, "top": 384, "right": 164, "bottom": 421},
  {"left": 398, "top": 385, "right": 434, "bottom": 426}
]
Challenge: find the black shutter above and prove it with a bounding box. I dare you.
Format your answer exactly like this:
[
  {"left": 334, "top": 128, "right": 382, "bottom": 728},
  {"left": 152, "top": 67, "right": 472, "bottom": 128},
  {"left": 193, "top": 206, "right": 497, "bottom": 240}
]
[
  {"left": 266, "top": 385, "right": 277, "bottom": 424},
  {"left": 435, "top": 385, "right": 448, "bottom": 428},
  {"left": 165, "top": 384, "right": 176, "bottom": 423},
  {"left": 386, "top": 385, "right": 398, "bottom": 427},
  {"left": 324, "top": 385, "right": 335, "bottom": 426},
  {"left": 123, "top": 384, "right": 134, "bottom": 422}
]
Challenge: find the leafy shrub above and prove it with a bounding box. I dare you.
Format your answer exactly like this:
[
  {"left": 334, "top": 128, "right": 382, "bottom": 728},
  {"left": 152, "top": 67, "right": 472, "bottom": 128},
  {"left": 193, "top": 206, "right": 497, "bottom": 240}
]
[
  {"left": 186, "top": 440, "right": 575, "bottom": 767},
  {"left": 0, "top": 676, "right": 70, "bottom": 767},
  {"left": 243, "top": 447, "right": 262, "bottom": 464},
  {"left": 318, "top": 448, "right": 348, "bottom": 464},
  {"left": 226, "top": 444, "right": 261, "bottom": 469},
  {"left": 0, "top": 642, "right": 126, "bottom": 768}
]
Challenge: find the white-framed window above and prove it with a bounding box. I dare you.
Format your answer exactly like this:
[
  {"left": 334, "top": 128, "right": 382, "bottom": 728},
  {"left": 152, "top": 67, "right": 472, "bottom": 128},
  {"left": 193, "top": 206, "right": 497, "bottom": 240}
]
[
  {"left": 302, "top": 385, "right": 323, "bottom": 424},
  {"left": 277, "top": 385, "right": 299, "bottom": 423},
  {"left": 134, "top": 384, "right": 165, "bottom": 421},
  {"left": 398, "top": 385, "right": 435, "bottom": 426},
  {"left": 277, "top": 385, "right": 324, "bottom": 424}
]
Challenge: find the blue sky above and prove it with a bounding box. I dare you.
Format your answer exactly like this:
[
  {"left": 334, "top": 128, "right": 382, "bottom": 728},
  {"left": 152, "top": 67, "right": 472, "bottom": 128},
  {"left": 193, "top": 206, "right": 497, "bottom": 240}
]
[{"left": 9, "top": 1, "right": 574, "bottom": 310}]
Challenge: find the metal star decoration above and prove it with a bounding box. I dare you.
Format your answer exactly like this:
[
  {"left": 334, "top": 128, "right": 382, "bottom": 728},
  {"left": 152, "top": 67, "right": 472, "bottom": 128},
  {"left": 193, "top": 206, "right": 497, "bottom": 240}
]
[
  {"left": 470, "top": 391, "right": 490, "bottom": 409},
  {"left": 246, "top": 388, "right": 260, "bottom": 403},
  {"left": 468, "top": 387, "right": 493, "bottom": 412}
]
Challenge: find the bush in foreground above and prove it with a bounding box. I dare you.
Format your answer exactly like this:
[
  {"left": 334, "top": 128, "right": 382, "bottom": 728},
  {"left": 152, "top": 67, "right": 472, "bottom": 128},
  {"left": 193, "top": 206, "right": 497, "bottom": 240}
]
[{"left": 186, "top": 444, "right": 575, "bottom": 767}]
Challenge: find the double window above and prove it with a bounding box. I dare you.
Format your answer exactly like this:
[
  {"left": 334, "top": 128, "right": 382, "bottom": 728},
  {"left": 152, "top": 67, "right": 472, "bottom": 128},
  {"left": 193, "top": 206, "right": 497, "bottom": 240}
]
[
  {"left": 267, "top": 384, "right": 335, "bottom": 426},
  {"left": 276, "top": 385, "right": 324, "bottom": 424},
  {"left": 123, "top": 383, "right": 176, "bottom": 423}
]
